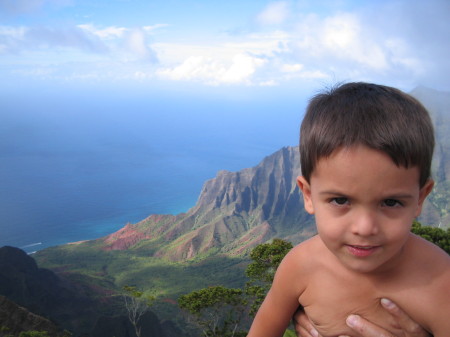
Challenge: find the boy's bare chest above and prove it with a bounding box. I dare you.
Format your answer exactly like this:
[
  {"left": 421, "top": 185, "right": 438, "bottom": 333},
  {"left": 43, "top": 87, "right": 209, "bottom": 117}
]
[{"left": 299, "top": 271, "right": 405, "bottom": 337}]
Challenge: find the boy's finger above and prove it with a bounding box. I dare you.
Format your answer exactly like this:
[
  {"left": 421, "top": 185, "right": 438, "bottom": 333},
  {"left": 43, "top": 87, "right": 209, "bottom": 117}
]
[
  {"left": 345, "top": 314, "right": 395, "bottom": 337},
  {"left": 293, "top": 308, "right": 320, "bottom": 337},
  {"left": 380, "top": 298, "right": 430, "bottom": 337},
  {"left": 295, "top": 326, "right": 313, "bottom": 337}
]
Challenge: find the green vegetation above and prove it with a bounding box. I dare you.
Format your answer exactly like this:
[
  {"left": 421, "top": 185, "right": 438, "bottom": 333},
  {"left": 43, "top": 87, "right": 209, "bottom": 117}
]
[
  {"left": 178, "top": 238, "right": 294, "bottom": 337},
  {"left": 0, "top": 329, "right": 71, "bottom": 337},
  {"left": 179, "top": 286, "right": 247, "bottom": 337},
  {"left": 35, "top": 244, "right": 247, "bottom": 298},
  {"left": 122, "top": 286, "right": 156, "bottom": 337},
  {"left": 18, "top": 332, "right": 49, "bottom": 337},
  {"left": 412, "top": 221, "right": 450, "bottom": 253},
  {"left": 245, "top": 238, "right": 293, "bottom": 316},
  {"left": 34, "top": 243, "right": 248, "bottom": 326}
]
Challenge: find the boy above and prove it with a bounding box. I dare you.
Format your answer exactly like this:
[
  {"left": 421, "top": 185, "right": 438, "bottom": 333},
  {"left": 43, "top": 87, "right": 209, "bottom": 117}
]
[{"left": 247, "top": 82, "right": 450, "bottom": 337}]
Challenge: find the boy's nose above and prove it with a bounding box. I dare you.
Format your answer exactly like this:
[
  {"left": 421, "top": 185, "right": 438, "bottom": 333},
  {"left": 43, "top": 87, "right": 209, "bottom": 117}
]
[{"left": 351, "top": 210, "right": 379, "bottom": 236}]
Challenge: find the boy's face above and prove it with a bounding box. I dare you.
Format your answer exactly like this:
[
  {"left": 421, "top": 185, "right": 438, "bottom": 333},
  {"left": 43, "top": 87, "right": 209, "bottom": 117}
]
[{"left": 297, "top": 145, "right": 433, "bottom": 274}]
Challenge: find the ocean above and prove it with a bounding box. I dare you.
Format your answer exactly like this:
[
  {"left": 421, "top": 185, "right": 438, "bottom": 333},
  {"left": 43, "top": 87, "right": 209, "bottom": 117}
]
[{"left": 0, "top": 84, "right": 306, "bottom": 254}]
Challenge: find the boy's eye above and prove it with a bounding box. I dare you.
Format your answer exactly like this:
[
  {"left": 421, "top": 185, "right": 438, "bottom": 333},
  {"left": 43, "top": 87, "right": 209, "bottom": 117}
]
[
  {"left": 383, "top": 199, "right": 402, "bottom": 207},
  {"left": 330, "top": 197, "right": 348, "bottom": 206}
]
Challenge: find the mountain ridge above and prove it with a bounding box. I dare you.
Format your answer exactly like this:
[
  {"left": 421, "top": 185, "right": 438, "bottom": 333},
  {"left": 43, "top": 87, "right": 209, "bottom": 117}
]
[{"left": 85, "top": 146, "right": 315, "bottom": 261}]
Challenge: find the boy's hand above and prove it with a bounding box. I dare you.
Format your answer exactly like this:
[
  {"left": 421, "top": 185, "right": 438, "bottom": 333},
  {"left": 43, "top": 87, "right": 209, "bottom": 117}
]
[
  {"left": 293, "top": 298, "right": 431, "bottom": 337},
  {"left": 343, "top": 298, "right": 431, "bottom": 337}
]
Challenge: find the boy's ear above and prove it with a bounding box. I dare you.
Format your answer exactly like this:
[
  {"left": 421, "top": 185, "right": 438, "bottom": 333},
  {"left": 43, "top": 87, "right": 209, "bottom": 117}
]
[
  {"left": 297, "top": 176, "right": 314, "bottom": 214},
  {"left": 415, "top": 179, "right": 434, "bottom": 217}
]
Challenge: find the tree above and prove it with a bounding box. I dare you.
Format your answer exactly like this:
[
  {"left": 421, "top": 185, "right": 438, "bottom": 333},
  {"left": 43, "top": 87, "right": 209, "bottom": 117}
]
[
  {"left": 245, "top": 238, "right": 293, "bottom": 316},
  {"left": 122, "top": 285, "right": 155, "bottom": 337},
  {"left": 177, "top": 239, "right": 293, "bottom": 336},
  {"left": 178, "top": 286, "right": 247, "bottom": 337},
  {"left": 19, "top": 332, "right": 49, "bottom": 337},
  {"left": 412, "top": 220, "right": 450, "bottom": 254},
  {"left": 246, "top": 238, "right": 293, "bottom": 284}
]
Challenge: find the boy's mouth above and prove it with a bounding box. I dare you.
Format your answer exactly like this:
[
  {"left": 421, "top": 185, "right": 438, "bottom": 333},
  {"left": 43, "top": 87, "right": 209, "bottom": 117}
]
[{"left": 346, "top": 244, "right": 380, "bottom": 257}]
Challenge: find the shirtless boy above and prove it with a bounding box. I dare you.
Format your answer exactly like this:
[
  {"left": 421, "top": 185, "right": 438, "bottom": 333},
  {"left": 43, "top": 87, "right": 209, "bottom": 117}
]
[{"left": 247, "top": 82, "right": 450, "bottom": 337}]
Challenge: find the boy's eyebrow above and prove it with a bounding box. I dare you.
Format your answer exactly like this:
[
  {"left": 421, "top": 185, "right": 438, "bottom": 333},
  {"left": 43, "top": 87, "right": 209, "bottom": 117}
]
[
  {"left": 319, "top": 190, "right": 348, "bottom": 196},
  {"left": 383, "top": 194, "right": 415, "bottom": 199},
  {"left": 319, "top": 190, "right": 415, "bottom": 199}
]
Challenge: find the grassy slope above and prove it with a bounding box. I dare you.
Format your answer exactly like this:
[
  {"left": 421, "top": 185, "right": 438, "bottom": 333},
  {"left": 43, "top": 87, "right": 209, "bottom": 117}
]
[{"left": 35, "top": 241, "right": 249, "bottom": 323}]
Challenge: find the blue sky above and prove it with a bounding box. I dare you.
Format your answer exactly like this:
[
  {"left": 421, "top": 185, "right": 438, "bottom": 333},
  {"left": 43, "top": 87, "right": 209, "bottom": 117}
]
[{"left": 1, "top": 0, "right": 449, "bottom": 93}]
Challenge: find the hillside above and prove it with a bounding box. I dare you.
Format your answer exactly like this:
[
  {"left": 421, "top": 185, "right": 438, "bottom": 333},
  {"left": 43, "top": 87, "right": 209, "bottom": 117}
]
[
  {"left": 0, "top": 295, "right": 64, "bottom": 337},
  {"left": 89, "top": 146, "right": 316, "bottom": 261},
  {"left": 0, "top": 246, "right": 101, "bottom": 334}
]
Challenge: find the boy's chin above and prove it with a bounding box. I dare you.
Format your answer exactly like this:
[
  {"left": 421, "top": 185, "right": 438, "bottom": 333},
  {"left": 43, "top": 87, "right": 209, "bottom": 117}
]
[{"left": 336, "top": 251, "right": 392, "bottom": 274}]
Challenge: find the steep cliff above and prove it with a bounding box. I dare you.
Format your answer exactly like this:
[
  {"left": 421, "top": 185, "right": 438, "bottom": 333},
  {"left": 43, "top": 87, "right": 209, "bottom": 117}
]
[{"left": 93, "top": 146, "right": 315, "bottom": 261}]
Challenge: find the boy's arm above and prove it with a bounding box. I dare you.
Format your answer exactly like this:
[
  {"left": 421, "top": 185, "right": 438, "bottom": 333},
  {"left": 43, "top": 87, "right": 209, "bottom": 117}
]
[
  {"left": 426, "top": 267, "right": 450, "bottom": 337},
  {"left": 247, "top": 246, "right": 307, "bottom": 337},
  {"left": 410, "top": 239, "right": 450, "bottom": 337}
]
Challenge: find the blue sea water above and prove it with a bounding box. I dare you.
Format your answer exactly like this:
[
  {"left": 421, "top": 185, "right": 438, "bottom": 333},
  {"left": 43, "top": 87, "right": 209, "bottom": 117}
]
[{"left": 0, "top": 84, "right": 306, "bottom": 254}]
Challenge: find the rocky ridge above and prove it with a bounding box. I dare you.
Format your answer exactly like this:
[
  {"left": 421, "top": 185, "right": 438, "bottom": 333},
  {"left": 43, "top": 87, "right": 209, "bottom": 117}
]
[{"left": 93, "top": 146, "right": 316, "bottom": 261}]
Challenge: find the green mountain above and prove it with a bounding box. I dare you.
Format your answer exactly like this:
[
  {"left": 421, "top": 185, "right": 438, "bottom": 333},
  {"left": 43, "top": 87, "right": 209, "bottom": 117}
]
[{"left": 82, "top": 146, "right": 316, "bottom": 261}]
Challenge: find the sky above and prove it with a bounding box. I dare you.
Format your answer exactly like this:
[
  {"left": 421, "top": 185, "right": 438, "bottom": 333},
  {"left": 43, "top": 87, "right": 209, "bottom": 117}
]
[
  {"left": 0, "top": 0, "right": 449, "bottom": 250},
  {"left": 0, "top": 0, "right": 449, "bottom": 93}
]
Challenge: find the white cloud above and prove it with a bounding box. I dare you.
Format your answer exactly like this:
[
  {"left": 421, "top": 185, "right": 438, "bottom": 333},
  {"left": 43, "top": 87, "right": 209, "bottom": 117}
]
[
  {"left": 124, "top": 28, "right": 158, "bottom": 62},
  {"left": 157, "top": 53, "right": 266, "bottom": 85},
  {"left": 78, "top": 24, "right": 159, "bottom": 62},
  {"left": 143, "top": 24, "right": 169, "bottom": 34},
  {"left": 257, "top": 1, "right": 290, "bottom": 26},
  {"left": 1, "top": 0, "right": 449, "bottom": 89},
  {"left": 78, "top": 24, "right": 127, "bottom": 40},
  {"left": 298, "top": 70, "right": 328, "bottom": 80},
  {"left": 292, "top": 13, "right": 389, "bottom": 71},
  {"left": 0, "top": 25, "right": 108, "bottom": 54},
  {"left": 260, "top": 80, "right": 278, "bottom": 86},
  {"left": 281, "top": 63, "right": 303, "bottom": 73}
]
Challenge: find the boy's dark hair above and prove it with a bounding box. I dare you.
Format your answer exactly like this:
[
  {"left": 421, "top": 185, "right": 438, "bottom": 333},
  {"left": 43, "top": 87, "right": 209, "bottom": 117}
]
[{"left": 300, "top": 82, "right": 434, "bottom": 187}]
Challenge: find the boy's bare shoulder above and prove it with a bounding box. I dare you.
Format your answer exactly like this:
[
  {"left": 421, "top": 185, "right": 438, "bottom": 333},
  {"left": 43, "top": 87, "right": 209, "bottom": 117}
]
[
  {"left": 282, "top": 235, "right": 326, "bottom": 272},
  {"left": 289, "top": 235, "right": 322, "bottom": 256},
  {"left": 404, "top": 234, "right": 450, "bottom": 291},
  {"left": 273, "top": 235, "right": 325, "bottom": 293},
  {"left": 400, "top": 234, "right": 450, "bottom": 335},
  {"left": 408, "top": 233, "right": 450, "bottom": 269}
]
